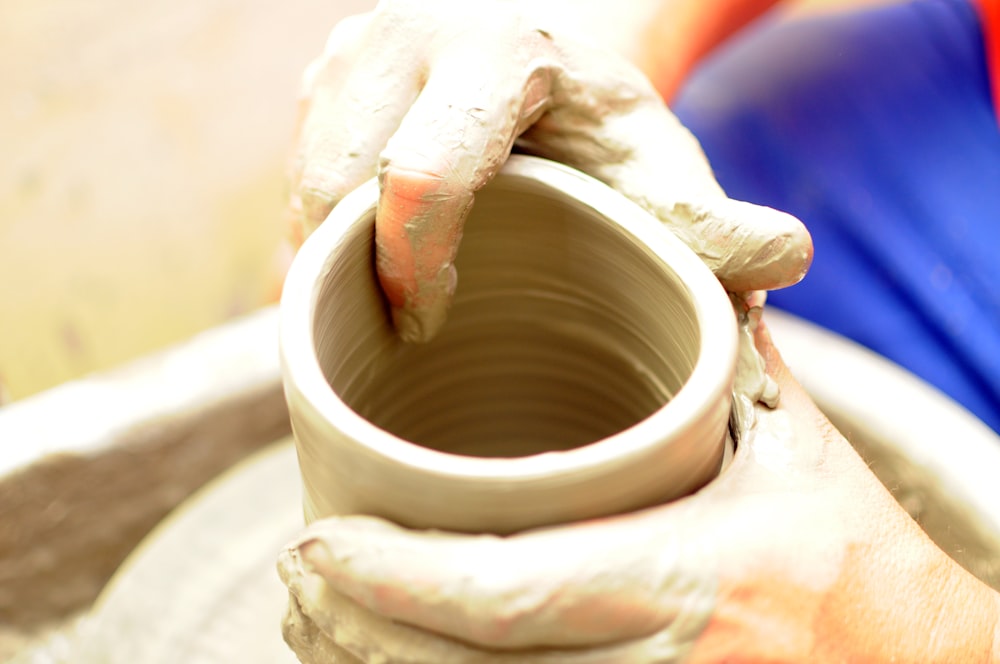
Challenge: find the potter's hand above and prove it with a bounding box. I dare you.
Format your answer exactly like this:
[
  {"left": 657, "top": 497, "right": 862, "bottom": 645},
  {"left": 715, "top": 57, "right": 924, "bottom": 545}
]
[
  {"left": 286, "top": 0, "right": 812, "bottom": 342},
  {"left": 277, "top": 314, "right": 1000, "bottom": 663}
]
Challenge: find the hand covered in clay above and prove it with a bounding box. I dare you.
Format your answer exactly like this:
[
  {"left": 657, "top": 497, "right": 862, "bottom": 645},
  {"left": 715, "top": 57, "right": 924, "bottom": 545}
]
[
  {"left": 285, "top": 0, "right": 812, "bottom": 342},
  {"left": 277, "top": 305, "right": 1000, "bottom": 663}
]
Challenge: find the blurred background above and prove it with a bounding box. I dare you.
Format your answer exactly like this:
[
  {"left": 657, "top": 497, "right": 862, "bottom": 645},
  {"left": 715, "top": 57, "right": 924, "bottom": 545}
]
[{"left": 0, "top": 0, "right": 372, "bottom": 402}]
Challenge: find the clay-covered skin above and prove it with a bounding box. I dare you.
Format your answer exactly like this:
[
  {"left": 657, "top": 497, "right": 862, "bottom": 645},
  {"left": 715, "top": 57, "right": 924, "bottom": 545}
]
[
  {"left": 285, "top": 0, "right": 812, "bottom": 343},
  {"left": 279, "top": 320, "right": 1000, "bottom": 663},
  {"left": 279, "top": 153, "right": 746, "bottom": 661},
  {"left": 286, "top": 160, "right": 737, "bottom": 535},
  {"left": 730, "top": 291, "right": 780, "bottom": 437},
  {"left": 276, "top": 0, "right": 821, "bottom": 659},
  {"left": 279, "top": 519, "right": 715, "bottom": 663}
]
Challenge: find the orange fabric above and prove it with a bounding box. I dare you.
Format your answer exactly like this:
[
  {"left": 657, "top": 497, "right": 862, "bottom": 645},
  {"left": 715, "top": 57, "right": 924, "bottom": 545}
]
[
  {"left": 636, "top": 0, "right": 781, "bottom": 102},
  {"left": 975, "top": 0, "right": 1000, "bottom": 122}
]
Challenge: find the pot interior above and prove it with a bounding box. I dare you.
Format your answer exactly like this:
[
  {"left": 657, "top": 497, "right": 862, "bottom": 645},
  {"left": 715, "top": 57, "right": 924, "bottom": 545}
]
[{"left": 313, "top": 176, "right": 700, "bottom": 457}]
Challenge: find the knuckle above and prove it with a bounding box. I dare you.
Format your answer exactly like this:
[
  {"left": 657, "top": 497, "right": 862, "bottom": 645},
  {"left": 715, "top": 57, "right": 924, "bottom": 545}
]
[
  {"left": 378, "top": 151, "right": 471, "bottom": 201},
  {"left": 295, "top": 163, "right": 352, "bottom": 233},
  {"left": 378, "top": 148, "right": 446, "bottom": 184},
  {"left": 298, "top": 187, "right": 338, "bottom": 234},
  {"left": 298, "top": 163, "right": 348, "bottom": 207}
]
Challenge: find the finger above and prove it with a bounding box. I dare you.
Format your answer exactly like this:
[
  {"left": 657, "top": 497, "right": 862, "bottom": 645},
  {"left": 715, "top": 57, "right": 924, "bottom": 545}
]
[
  {"left": 282, "top": 593, "right": 362, "bottom": 663},
  {"left": 280, "top": 527, "right": 712, "bottom": 662},
  {"left": 375, "top": 32, "right": 554, "bottom": 341},
  {"left": 374, "top": 168, "right": 471, "bottom": 342},
  {"left": 281, "top": 512, "right": 715, "bottom": 651},
  {"left": 517, "top": 41, "right": 813, "bottom": 292},
  {"left": 568, "top": 109, "right": 812, "bottom": 292},
  {"left": 282, "top": 578, "right": 702, "bottom": 664},
  {"left": 666, "top": 198, "right": 813, "bottom": 292},
  {"left": 291, "top": 11, "right": 424, "bottom": 237}
]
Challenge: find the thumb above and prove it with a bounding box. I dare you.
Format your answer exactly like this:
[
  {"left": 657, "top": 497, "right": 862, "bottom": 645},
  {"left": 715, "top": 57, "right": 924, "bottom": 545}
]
[
  {"left": 515, "top": 41, "right": 813, "bottom": 292},
  {"left": 280, "top": 512, "right": 716, "bottom": 651},
  {"left": 661, "top": 198, "right": 813, "bottom": 293},
  {"left": 587, "top": 106, "right": 813, "bottom": 292}
]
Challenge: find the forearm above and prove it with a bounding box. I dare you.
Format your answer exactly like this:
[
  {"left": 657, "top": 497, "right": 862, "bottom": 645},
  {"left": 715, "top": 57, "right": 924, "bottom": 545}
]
[
  {"left": 994, "top": 593, "right": 1000, "bottom": 661},
  {"left": 690, "top": 502, "right": 1000, "bottom": 663},
  {"left": 830, "top": 528, "right": 1000, "bottom": 663},
  {"left": 637, "top": 0, "right": 783, "bottom": 100}
]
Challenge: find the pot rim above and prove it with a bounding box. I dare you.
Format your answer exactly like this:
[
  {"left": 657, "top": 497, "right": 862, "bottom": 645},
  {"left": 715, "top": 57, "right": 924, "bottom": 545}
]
[{"left": 279, "top": 155, "right": 737, "bottom": 484}]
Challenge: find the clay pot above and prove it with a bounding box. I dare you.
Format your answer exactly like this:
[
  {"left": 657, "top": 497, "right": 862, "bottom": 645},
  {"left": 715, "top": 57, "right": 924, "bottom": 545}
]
[{"left": 280, "top": 156, "right": 737, "bottom": 534}]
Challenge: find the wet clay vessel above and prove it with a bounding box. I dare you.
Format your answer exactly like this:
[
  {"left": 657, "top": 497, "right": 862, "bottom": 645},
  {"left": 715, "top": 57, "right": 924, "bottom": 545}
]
[{"left": 280, "top": 156, "right": 738, "bottom": 534}]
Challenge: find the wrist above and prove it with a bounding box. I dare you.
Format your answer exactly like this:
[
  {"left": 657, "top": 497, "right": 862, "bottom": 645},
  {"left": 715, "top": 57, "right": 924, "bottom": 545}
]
[
  {"left": 992, "top": 591, "right": 1000, "bottom": 662},
  {"left": 689, "top": 499, "right": 999, "bottom": 663},
  {"left": 832, "top": 514, "right": 1000, "bottom": 663}
]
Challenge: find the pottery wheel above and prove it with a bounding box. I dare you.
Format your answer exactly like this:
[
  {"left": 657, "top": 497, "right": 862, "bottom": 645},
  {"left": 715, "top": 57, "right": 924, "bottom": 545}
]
[
  {"left": 77, "top": 439, "right": 303, "bottom": 664},
  {"left": 72, "top": 312, "right": 1000, "bottom": 662}
]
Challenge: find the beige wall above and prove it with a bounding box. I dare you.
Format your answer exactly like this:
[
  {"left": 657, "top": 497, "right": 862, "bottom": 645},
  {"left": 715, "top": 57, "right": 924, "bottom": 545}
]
[{"left": 0, "top": 0, "right": 374, "bottom": 401}]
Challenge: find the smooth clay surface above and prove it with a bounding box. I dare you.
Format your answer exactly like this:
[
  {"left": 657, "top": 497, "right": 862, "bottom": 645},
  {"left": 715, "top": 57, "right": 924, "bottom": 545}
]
[
  {"left": 281, "top": 156, "right": 738, "bottom": 534},
  {"left": 321, "top": 179, "right": 695, "bottom": 456}
]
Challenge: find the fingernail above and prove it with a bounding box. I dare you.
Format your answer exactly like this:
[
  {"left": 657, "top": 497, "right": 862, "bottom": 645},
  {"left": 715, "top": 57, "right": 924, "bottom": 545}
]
[{"left": 299, "top": 538, "right": 335, "bottom": 578}]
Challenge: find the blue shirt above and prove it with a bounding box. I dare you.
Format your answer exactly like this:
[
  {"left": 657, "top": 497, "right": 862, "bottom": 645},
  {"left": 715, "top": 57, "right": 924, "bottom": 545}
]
[{"left": 672, "top": 0, "right": 1000, "bottom": 433}]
